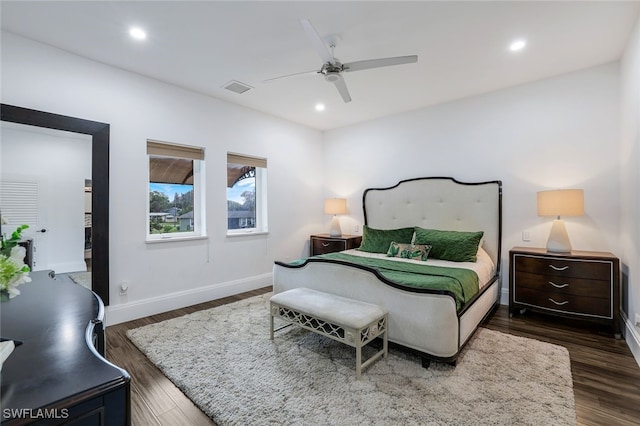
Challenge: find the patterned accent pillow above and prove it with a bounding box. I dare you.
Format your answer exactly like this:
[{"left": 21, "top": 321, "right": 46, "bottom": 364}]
[{"left": 386, "top": 241, "right": 432, "bottom": 261}]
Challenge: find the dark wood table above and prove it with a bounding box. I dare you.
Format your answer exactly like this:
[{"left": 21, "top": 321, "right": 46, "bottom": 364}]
[
  {"left": 1, "top": 271, "right": 130, "bottom": 425},
  {"left": 509, "top": 247, "right": 620, "bottom": 337}
]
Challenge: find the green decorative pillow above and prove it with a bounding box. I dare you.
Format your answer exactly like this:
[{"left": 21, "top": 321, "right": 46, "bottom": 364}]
[
  {"left": 358, "top": 225, "right": 415, "bottom": 254},
  {"left": 386, "top": 241, "right": 432, "bottom": 261},
  {"left": 413, "top": 227, "right": 484, "bottom": 262}
]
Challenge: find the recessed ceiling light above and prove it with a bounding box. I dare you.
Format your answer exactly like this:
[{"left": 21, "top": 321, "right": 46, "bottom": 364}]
[
  {"left": 315, "top": 103, "right": 325, "bottom": 112},
  {"left": 129, "top": 27, "right": 147, "bottom": 40},
  {"left": 509, "top": 39, "right": 527, "bottom": 52}
]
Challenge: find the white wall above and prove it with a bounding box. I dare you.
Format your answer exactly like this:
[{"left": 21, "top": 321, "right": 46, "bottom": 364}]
[
  {"left": 1, "top": 124, "right": 91, "bottom": 273},
  {"left": 619, "top": 15, "right": 640, "bottom": 363},
  {"left": 323, "top": 63, "right": 621, "bottom": 303},
  {"left": 1, "top": 32, "right": 325, "bottom": 324}
]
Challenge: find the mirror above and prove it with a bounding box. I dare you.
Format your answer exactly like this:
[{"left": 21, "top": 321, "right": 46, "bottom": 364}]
[
  {"left": 1, "top": 122, "right": 91, "bottom": 275},
  {"left": 0, "top": 104, "right": 110, "bottom": 305}
]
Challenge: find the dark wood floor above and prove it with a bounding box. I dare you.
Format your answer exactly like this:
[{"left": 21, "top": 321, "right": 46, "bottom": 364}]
[{"left": 106, "top": 287, "right": 640, "bottom": 426}]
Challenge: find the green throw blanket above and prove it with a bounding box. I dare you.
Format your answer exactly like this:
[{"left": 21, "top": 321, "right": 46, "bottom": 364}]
[{"left": 287, "top": 253, "right": 479, "bottom": 311}]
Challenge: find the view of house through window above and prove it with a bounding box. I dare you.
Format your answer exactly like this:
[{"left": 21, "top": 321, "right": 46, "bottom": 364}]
[
  {"left": 227, "top": 153, "right": 267, "bottom": 234},
  {"left": 149, "top": 160, "right": 194, "bottom": 234},
  {"left": 147, "top": 140, "right": 205, "bottom": 239}
]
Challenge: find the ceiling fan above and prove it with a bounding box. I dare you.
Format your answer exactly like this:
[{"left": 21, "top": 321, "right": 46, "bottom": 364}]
[{"left": 263, "top": 18, "right": 418, "bottom": 103}]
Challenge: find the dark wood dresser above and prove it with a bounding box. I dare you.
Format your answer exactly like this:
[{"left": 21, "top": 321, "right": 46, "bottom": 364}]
[
  {"left": 310, "top": 234, "right": 362, "bottom": 256},
  {"left": 509, "top": 247, "right": 620, "bottom": 337},
  {"left": 0, "top": 271, "right": 130, "bottom": 425}
]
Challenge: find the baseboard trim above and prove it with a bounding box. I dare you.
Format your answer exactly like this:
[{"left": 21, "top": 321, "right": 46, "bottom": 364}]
[
  {"left": 500, "top": 287, "right": 509, "bottom": 305},
  {"left": 105, "top": 273, "right": 272, "bottom": 326},
  {"left": 621, "top": 311, "right": 640, "bottom": 368}
]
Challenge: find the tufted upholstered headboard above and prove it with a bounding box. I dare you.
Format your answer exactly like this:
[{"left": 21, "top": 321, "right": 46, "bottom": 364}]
[{"left": 363, "top": 177, "right": 502, "bottom": 270}]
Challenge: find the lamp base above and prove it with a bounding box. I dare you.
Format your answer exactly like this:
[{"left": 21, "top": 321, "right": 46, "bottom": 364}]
[
  {"left": 329, "top": 216, "right": 342, "bottom": 237},
  {"left": 546, "top": 219, "right": 572, "bottom": 253}
]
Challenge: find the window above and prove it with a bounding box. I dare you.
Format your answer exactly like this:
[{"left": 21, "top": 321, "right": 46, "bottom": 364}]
[
  {"left": 227, "top": 152, "right": 267, "bottom": 235},
  {"left": 147, "top": 140, "right": 205, "bottom": 241}
]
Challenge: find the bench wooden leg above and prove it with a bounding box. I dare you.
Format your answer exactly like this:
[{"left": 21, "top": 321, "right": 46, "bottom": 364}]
[{"left": 383, "top": 327, "right": 388, "bottom": 358}]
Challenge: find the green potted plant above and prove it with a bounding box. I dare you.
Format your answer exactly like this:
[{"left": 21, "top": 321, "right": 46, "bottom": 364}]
[{"left": 0, "top": 224, "right": 31, "bottom": 300}]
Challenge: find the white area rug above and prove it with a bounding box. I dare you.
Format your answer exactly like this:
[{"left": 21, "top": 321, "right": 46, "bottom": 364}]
[
  {"left": 127, "top": 294, "right": 576, "bottom": 425},
  {"left": 68, "top": 271, "right": 91, "bottom": 289}
]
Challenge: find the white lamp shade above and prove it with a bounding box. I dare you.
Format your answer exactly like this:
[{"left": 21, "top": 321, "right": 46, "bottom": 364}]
[
  {"left": 537, "top": 189, "right": 584, "bottom": 217},
  {"left": 324, "top": 198, "right": 347, "bottom": 215}
]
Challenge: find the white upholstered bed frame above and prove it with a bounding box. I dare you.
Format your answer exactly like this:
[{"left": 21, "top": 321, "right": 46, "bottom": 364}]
[{"left": 273, "top": 177, "right": 502, "bottom": 364}]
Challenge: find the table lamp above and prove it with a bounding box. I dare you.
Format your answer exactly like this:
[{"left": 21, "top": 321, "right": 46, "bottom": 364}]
[
  {"left": 537, "top": 189, "right": 584, "bottom": 253},
  {"left": 324, "top": 198, "right": 347, "bottom": 237}
]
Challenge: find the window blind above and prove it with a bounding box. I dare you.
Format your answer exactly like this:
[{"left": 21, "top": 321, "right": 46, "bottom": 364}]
[
  {"left": 0, "top": 179, "right": 39, "bottom": 227},
  {"left": 227, "top": 152, "right": 267, "bottom": 168},
  {"left": 147, "top": 140, "right": 204, "bottom": 160}
]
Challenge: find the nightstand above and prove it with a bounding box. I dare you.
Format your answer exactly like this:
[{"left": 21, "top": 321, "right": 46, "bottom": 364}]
[
  {"left": 310, "top": 234, "right": 362, "bottom": 256},
  {"left": 509, "top": 247, "right": 620, "bottom": 337}
]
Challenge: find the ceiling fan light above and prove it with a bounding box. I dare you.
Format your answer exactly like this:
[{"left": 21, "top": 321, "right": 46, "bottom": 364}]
[{"left": 324, "top": 72, "right": 341, "bottom": 83}]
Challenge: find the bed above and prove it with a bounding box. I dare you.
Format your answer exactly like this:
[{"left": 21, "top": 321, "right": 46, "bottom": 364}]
[{"left": 273, "top": 177, "right": 502, "bottom": 365}]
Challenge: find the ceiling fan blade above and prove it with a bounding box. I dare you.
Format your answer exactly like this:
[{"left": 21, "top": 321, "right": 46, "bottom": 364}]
[
  {"left": 343, "top": 55, "right": 418, "bottom": 72},
  {"left": 262, "top": 70, "right": 318, "bottom": 83},
  {"left": 299, "top": 18, "right": 335, "bottom": 65},
  {"left": 333, "top": 75, "right": 352, "bottom": 103}
]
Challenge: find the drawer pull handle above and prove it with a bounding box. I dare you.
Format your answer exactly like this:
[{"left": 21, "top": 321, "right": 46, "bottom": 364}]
[
  {"left": 548, "top": 298, "right": 569, "bottom": 306},
  {"left": 322, "top": 243, "right": 330, "bottom": 247},
  {"left": 549, "top": 265, "right": 569, "bottom": 271},
  {"left": 548, "top": 281, "right": 569, "bottom": 289}
]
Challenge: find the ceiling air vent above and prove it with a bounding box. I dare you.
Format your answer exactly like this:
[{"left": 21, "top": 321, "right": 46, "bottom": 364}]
[{"left": 223, "top": 80, "right": 253, "bottom": 94}]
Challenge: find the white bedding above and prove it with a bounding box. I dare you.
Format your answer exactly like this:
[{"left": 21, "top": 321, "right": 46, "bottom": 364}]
[{"left": 336, "top": 247, "right": 496, "bottom": 290}]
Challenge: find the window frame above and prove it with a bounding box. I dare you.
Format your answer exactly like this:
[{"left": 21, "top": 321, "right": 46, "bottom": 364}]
[
  {"left": 146, "top": 140, "right": 206, "bottom": 243},
  {"left": 226, "top": 152, "right": 268, "bottom": 237}
]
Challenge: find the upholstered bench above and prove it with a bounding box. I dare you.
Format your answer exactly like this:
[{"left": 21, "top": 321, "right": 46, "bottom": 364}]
[{"left": 269, "top": 288, "right": 388, "bottom": 378}]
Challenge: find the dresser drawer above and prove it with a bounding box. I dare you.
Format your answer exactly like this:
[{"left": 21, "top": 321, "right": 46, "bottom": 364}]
[
  {"left": 514, "top": 287, "right": 612, "bottom": 318},
  {"left": 514, "top": 254, "right": 612, "bottom": 280},
  {"left": 312, "top": 238, "right": 346, "bottom": 255},
  {"left": 310, "top": 234, "right": 362, "bottom": 256},
  {"left": 514, "top": 271, "right": 611, "bottom": 299}
]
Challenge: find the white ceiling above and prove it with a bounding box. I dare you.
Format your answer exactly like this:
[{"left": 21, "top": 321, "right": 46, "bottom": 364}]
[{"left": 2, "top": 1, "right": 639, "bottom": 131}]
